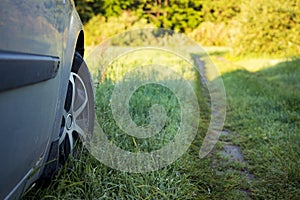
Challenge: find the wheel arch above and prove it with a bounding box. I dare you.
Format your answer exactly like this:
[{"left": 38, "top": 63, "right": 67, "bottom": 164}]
[{"left": 75, "top": 30, "right": 84, "bottom": 58}]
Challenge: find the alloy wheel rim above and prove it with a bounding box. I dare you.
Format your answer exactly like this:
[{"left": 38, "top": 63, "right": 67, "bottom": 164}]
[{"left": 59, "top": 72, "right": 88, "bottom": 154}]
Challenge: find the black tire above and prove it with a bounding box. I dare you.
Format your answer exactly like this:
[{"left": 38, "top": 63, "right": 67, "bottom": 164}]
[{"left": 58, "top": 52, "right": 95, "bottom": 165}]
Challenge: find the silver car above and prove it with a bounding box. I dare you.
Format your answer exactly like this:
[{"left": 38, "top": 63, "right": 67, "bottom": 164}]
[{"left": 0, "top": 0, "right": 94, "bottom": 199}]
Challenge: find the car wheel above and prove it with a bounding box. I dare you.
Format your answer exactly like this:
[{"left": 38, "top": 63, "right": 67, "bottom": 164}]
[{"left": 58, "top": 52, "right": 95, "bottom": 166}]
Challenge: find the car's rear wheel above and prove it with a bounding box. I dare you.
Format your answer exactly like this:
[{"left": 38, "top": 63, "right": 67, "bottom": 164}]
[{"left": 58, "top": 52, "right": 94, "bottom": 165}]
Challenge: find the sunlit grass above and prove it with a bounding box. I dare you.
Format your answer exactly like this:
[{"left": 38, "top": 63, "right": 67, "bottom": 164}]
[
  {"left": 23, "top": 46, "right": 216, "bottom": 199},
  {"left": 23, "top": 47, "right": 300, "bottom": 199},
  {"left": 220, "top": 57, "right": 300, "bottom": 198}
]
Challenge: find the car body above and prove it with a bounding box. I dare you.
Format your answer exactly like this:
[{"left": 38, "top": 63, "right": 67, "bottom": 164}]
[{"left": 0, "top": 0, "right": 94, "bottom": 199}]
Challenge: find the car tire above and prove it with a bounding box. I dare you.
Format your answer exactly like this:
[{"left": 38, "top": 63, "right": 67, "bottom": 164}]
[{"left": 58, "top": 52, "right": 95, "bottom": 166}]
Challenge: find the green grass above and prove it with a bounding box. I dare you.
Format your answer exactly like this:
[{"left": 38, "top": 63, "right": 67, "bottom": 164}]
[
  {"left": 23, "top": 48, "right": 215, "bottom": 199},
  {"left": 220, "top": 58, "right": 300, "bottom": 199},
  {"left": 23, "top": 48, "right": 300, "bottom": 199}
]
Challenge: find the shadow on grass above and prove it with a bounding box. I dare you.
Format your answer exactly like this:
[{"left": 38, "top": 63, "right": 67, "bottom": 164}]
[{"left": 219, "top": 58, "right": 300, "bottom": 198}]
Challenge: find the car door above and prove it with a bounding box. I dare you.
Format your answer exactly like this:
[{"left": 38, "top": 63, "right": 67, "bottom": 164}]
[{"left": 0, "top": 0, "right": 68, "bottom": 198}]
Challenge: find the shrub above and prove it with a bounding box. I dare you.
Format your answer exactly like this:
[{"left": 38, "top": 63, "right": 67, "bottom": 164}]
[
  {"left": 188, "top": 22, "right": 232, "bottom": 46},
  {"left": 84, "top": 11, "right": 155, "bottom": 46},
  {"left": 233, "top": 0, "right": 300, "bottom": 57}
]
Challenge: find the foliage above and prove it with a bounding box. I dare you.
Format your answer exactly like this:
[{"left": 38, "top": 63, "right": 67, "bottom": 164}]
[
  {"left": 233, "top": 0, "right": 300, "bottom": 56},
  {"left": 188, "top": 22, "right": 230, "bottom": 46},
  {"left": 77, "top": 0, "right": 241, "bottom": 32},
  {"left": 77, "top": 0, "right": 300, "bottom": 57},
  {"left": 75, "top": 0, "right": 99, "bottom": 23},
  {"left": 84, "top": 11, "right": 155, "bottom": 46}
]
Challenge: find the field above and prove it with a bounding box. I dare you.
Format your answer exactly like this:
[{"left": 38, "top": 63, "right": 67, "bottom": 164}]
[{"left": 23, "top": 47, "right": 300, "bottom": 199}]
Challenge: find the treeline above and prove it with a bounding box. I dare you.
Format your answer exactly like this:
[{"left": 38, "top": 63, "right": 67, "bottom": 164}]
[{"left": 75, "top": 0, "right": 300, "bottom": 57}]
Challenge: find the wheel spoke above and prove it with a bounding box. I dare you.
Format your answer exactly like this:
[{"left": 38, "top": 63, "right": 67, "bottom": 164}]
[
  {"left": 74, "top": 122, "right": 87, "bottom": 141},
  {"left": 59, "top": 127, "right": 67, "bottom": 145},
  {"left": 63, "top": 109, "right": 68, "bottom": 119},
  {"left": 67, "top": 130, "right": 74, "bottom": 152},
  {"left": 73, "top": 73, "right": 88, "bottom": 119},
  {"left": 69, "top": 73, "right": 76, "bottom": 111}
]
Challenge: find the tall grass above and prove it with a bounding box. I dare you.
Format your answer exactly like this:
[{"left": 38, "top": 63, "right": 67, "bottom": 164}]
[
  {"left": 23, "top": 47, "right": 218, "bottom": 199},
  {"left": 218, "top": 57, "right": 300, "bottom": 198},
  {"left": 23, "top": 48, "right": 300, "bottom": 199}
]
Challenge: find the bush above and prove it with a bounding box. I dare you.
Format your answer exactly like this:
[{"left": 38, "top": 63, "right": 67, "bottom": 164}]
[
  {"left": 82, "top": 0, "right": 300, "bottom": 57},
  {"left": 233, "top": 0, "right": 300, "bottom": 57},
  {"left": 84, "top": 11, "right": 155, "bottom": 46},
  {"left": 188, "top": 22, "right": 234, "bottom": 46}
]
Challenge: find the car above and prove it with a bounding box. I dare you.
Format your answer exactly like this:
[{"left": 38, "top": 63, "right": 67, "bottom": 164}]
[{"left": 0, "top": 0, "right": 95, "bottom": 199}]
